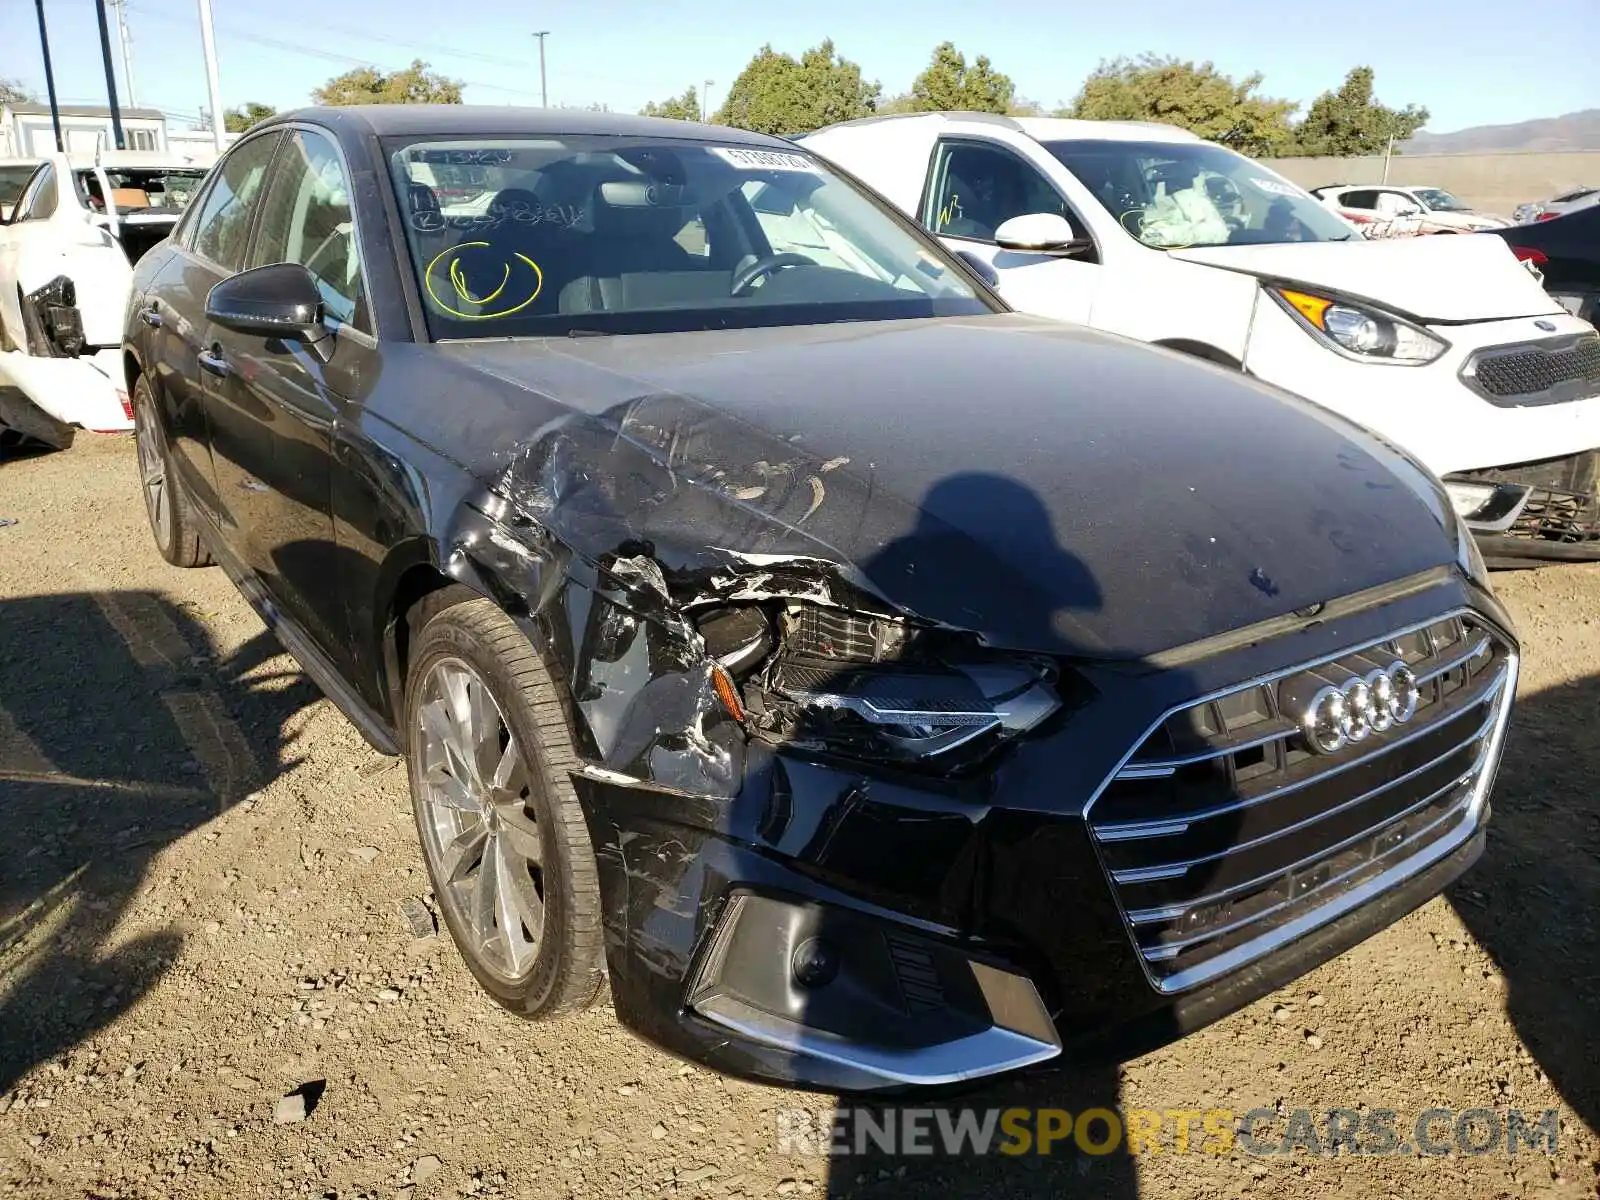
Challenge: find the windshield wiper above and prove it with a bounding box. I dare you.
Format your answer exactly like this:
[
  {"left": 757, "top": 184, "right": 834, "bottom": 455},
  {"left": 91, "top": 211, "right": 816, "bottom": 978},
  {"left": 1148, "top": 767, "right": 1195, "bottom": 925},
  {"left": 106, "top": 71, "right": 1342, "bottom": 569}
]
[{"left": 564, "top": 328, "right": 613, "bottom": 338}]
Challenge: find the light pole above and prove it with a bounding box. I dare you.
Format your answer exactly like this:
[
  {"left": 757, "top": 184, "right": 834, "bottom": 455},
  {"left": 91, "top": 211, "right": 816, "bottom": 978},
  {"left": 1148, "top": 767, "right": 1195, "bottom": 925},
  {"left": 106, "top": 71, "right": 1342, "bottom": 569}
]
[
  {"left": 532, "top": 31, "right": 549, "bottom": 108},
  {"left": 33, "top": 0, "right": 64, "bottom": 152},
  {"left": 702, "top": 79, "right": 712, "bottom": 122},
  {"left": 109, "top": 0, "right": 136, "bottom": 106},
  {"left": 197, "top": 0, "right": 225, "bottom": 150}
]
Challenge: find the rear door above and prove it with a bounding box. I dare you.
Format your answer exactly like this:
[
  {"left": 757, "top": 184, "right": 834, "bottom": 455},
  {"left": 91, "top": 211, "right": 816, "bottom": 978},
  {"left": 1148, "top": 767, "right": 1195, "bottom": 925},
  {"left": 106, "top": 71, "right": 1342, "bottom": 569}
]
[
  {"left": 0, "top": 162, "right": 62, "bottom": 349},
  {"left": 205, "top": 127, "right": 377, "bottom": 666},
  {"left": 921, "top": 138, "right": 1099, "bottom": 324},
  {"left": 150, "top": 132, "right": 284, "bottom": 521}
]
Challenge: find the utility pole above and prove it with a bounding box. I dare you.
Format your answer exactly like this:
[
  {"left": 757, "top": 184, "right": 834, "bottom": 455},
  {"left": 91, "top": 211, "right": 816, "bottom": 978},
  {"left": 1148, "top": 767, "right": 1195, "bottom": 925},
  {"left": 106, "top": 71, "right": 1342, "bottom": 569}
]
[
  {"left": 32, "top": 0, "right": 64, "bottom": 152},
  {"left": 109, "top": 0, "right": 137, "bottom": 106},
  {"left": 197, "top": 0, "right": 226, "bottom": 150},
  {"left": 1382, "top": 133, "right": 1394, "bottom": 184},
  {"left": 702, "top": 79, "right": 712, "bottom": 122},
  {"left": 532, "top": 32, "right": 549, "bottom": 107},
  {"left": 94, "top": 0, "right": 127, "bottom": 149}
]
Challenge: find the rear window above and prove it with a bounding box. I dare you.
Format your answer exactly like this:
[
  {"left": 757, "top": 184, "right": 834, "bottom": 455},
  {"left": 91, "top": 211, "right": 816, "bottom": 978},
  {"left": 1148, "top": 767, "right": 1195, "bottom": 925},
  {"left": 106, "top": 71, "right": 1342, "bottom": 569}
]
[{"left": 75, "top": 167, "right": 208, "bottom": 215}]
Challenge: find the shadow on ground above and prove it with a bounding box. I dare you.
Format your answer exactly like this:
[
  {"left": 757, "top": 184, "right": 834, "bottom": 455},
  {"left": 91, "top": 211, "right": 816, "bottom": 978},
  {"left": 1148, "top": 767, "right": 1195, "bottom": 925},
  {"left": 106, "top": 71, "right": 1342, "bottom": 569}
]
[
  {"left": 0, "top": 590, "right": 318, "bottom": 1094},
  {"left": 1448, "top": 668, "right": 1600, "bottom": 1138}
]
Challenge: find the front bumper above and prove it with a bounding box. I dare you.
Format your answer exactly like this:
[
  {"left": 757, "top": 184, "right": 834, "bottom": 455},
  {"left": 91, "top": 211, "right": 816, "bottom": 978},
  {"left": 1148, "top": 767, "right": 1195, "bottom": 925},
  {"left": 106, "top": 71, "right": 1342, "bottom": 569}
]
[
  {"left": 1447, "top": 449, "right": 1600, "bottom": 564},
  {"left": 572, "top": 575, "right": 1517, "bottom": 1093},
  {"left": 1244, "top": 302, "right": 1600, "bottom": 480}
]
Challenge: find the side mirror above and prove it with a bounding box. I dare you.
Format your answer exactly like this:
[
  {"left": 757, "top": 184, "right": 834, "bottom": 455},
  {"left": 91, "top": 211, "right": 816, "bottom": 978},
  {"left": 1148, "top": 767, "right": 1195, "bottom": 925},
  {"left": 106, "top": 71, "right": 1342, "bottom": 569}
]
[
  {"left": 205, "top": 263, "right": 328, "bottom": 346},
  {"left": 994, "top": 213, "right": 1090, "bottom": 256}
]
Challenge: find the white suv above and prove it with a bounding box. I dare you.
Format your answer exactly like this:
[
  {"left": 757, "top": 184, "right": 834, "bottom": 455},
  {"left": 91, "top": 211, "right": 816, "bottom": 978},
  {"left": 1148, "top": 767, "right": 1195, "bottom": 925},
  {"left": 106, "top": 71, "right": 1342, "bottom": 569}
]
[{"left": 800, "top": 113, "right": 1600, "bottom": 562}]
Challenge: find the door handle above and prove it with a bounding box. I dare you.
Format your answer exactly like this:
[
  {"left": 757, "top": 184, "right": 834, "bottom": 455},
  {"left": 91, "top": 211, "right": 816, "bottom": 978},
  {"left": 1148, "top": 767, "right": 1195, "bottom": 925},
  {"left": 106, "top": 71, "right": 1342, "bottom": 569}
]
[
  {"left": 198, "top": 346, "right": 230, "bottom": 377},
  {"left": 138, "top": 305, "right": 162, "bottom": 328}
]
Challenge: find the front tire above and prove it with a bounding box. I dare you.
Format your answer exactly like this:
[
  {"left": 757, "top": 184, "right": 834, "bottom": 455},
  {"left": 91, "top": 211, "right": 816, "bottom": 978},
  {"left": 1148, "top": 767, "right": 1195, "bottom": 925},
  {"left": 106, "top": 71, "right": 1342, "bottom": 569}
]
[
  {"left": 403, "top": 595, "right": 606, "bottom": 1018},
  {"left": 133, "top": 374, "right": 210, "bottom": 567}
]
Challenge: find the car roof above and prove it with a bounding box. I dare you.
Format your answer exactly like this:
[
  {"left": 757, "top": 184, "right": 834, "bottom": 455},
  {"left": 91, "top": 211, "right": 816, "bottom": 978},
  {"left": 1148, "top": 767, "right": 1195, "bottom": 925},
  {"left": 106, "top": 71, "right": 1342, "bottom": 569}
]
[
  {"left": 50, "top": 151, "right": 212, "bottom": 171},
  {"left": 265, "top": 104, "right": 791, "bottom": 148},
  {"left": 807, "top": 111, "right": 1201, "bottom": 144}
]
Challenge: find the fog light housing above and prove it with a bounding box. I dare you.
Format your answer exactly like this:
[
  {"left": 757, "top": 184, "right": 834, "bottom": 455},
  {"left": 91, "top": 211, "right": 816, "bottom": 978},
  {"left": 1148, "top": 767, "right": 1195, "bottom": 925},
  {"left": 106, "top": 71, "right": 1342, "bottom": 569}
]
[
  {"left": 686, "top": 891, "right": 1060, "bottom": 1090},
  {"left": 1442, "top": 479, "right": 1533, "bottom": 532}
]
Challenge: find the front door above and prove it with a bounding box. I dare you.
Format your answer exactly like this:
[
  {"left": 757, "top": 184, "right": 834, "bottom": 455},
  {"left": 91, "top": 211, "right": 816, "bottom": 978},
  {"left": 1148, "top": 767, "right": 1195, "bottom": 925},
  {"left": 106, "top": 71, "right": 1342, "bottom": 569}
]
[
  {"left": 157, "top": 132, "right": 284, "bottom": 519},
  {"left": 923, "top": 139, "right": 1099, "bottom": 325},
  {"left": 203, "top": 128, "right": 376, "bottom": 670}
]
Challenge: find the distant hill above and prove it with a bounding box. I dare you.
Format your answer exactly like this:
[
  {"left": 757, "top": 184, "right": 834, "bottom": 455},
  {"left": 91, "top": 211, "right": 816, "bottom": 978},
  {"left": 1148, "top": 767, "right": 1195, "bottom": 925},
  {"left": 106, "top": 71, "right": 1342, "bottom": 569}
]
[{"left": 1400, "top": 109, "right": 1600, "bottom": 154}]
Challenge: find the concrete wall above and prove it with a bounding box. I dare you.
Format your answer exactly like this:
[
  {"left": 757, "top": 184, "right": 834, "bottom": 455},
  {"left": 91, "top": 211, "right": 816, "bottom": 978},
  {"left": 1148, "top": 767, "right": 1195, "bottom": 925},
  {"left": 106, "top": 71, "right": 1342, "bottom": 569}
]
[{"left": 1269, "top": 151, "right": 1600, "bottom": 218}]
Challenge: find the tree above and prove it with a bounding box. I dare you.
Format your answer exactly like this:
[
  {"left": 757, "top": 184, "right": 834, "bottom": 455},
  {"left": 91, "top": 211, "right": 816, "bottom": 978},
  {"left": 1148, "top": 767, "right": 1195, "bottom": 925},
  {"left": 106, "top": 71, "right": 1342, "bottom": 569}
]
[
  {"left": 312, "top": 59, "right": 462, "bottom": 106},
  {"left": 224, "top": 102, "right": 277, "bottom": 133},
  {"left": 1290, "top": 67, "right": 1429, "bottom": 156},
  {"left": 640, "top": 87, "right": 701, "bottom": 123},
  {"left": 715, "top": 40, "right": 879, "bottom": 135},
  {"left": 908, "top": 42, "right": 1015, "bottom": 115},
  {"left": 1, "top": 78, "right": 33, "bottom": 106},
  {"left": 1069, "top": 55, "right": 1298, "bottom": 158}
]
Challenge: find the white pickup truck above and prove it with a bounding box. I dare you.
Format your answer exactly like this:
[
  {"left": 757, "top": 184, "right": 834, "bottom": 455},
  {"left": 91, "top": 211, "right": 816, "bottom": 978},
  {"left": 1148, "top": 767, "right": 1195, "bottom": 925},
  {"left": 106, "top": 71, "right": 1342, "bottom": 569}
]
[
  {"left": 800, "top": 113, "right": 1600, "bottom": 563},
  {"left": 0, "top": 151, "right": 209, "bottom": 449}
]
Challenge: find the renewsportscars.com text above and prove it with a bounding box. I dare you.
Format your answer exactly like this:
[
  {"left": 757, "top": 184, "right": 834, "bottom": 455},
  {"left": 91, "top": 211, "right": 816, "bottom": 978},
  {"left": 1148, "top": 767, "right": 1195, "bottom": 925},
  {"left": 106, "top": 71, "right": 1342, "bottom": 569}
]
[{"left": 775, "top": 1106, "right": 1560, "bottom": 1158}]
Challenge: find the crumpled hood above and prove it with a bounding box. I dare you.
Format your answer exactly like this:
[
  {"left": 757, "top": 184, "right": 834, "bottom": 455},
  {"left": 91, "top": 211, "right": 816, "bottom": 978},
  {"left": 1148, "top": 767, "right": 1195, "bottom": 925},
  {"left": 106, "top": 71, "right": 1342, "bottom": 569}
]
[
  {"left": 1170, "top": 234, "right": 1560, "bottom": 322},
  {"left": 437, "top": 316, "right": 1457, "bottom": 660}
]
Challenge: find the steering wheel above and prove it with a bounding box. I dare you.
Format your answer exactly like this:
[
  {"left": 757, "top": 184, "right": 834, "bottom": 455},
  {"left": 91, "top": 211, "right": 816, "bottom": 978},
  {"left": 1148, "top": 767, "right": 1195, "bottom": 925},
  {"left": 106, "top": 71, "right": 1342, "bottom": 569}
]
[{"left": 730, "top": 252, "right": 816, "bottom": 297}]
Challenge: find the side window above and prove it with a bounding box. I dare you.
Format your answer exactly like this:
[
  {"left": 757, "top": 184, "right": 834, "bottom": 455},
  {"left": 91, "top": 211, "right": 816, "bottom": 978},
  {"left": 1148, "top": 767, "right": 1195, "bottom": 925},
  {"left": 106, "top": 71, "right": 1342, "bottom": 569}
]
[
  {"left": 13, "top": 164, "right": 58, "bottom": 223},
  {"left": 927, "top": 142, "right": 1070, "bottom": 241},
  {"left": 1340, "top": 190, "right": 1379, "bottom": 210},
  {"left": 250, "top": 130, "right": 369, "bottom": 331},
  {"left": 191, "top": 133, "right": 282, "bottom": 271}
]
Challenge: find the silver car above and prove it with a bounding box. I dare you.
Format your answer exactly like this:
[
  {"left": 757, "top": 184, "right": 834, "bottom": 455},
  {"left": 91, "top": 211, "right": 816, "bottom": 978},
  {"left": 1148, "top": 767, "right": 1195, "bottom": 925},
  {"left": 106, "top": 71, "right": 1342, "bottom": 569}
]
[{"left": 1514, "top": 186, "right": 1599, "bottom": 224}]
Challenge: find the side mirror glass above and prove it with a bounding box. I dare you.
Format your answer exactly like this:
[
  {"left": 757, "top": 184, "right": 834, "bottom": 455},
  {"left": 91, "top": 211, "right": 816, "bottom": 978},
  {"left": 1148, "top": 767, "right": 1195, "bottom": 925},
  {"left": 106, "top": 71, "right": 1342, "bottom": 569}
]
[
  {"left": 205, "top": 262, "right": 327, "bottom": 344},
  {"left": 994, "top": 212, "right": 1090, "bottom": 256}
]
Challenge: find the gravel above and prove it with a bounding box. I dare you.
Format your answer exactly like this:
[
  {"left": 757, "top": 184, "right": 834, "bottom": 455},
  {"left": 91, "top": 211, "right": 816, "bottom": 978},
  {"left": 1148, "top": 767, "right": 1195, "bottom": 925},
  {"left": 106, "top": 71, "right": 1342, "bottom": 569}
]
[{"left": 1, "top": 433, "right": 1597, "bottom": 1199}]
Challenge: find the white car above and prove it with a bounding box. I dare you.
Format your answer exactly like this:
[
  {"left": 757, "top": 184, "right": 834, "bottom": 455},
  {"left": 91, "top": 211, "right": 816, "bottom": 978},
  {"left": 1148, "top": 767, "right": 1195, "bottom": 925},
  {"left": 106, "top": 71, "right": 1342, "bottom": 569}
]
[
  {"left": 800, "top": 113, "right": 1600, "bottom": 561},
  {"left": 1514, "top": 186, "right": 1599, "bottom": 225},
  {"left": 0, "top": 151, "right": 210, "bottom": 448},
  {"left": 1309, "top": 184, "right": 1512, "bottom": 234}
]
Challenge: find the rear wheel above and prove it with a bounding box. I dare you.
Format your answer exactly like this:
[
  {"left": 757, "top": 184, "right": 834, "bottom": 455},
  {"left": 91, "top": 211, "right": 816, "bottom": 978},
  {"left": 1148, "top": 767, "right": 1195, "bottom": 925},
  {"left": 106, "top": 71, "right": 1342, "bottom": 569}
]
[
  {"left": 132, "top": 374, "right": 210, "bottom": 567},
  {"left": 403, "top": 595, "right": 606, "bottom": 1018}
]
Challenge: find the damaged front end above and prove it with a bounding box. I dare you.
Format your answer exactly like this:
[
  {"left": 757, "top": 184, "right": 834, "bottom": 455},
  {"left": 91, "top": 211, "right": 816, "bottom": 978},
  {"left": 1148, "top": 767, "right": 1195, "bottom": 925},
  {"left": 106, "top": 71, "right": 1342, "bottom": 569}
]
[{"left": 1447, "top": 449, "right": 1600, "bottom": 565}]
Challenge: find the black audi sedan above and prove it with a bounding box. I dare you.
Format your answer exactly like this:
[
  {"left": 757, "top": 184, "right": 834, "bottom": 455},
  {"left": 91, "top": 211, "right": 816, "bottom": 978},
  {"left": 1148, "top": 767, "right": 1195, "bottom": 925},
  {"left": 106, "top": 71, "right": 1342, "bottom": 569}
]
[{"left": 123, "top": 106, "right": 1518, "bottom": 1092}]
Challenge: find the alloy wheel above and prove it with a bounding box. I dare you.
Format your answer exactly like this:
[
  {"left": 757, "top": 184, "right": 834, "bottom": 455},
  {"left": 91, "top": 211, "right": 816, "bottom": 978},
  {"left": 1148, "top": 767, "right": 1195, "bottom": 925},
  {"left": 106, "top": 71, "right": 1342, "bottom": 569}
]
[{"left": 414, "top": 657, "right": 547, "bottom": 982}]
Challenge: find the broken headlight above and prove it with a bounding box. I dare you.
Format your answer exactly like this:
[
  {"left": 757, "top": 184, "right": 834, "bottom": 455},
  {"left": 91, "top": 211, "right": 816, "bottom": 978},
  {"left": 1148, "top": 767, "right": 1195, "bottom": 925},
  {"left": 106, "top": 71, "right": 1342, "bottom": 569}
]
[{"left": 697, "top": 602, "right": 1062, "bottom": 765}]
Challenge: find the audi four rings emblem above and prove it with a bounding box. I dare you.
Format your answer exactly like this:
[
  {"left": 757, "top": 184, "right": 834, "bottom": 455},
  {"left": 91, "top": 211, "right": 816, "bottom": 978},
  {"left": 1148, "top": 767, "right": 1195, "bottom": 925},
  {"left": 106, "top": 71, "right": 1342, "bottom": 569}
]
[{"left": 1300, "top": 662, "right": 1420, "bottom": 754}]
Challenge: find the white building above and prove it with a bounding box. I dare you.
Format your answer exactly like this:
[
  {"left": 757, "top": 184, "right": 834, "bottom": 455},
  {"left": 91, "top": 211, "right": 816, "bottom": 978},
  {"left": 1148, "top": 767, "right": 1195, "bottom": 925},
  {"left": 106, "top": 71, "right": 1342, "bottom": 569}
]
[{"left": 1, "top": 102, "right": 168, "bottom": 158}]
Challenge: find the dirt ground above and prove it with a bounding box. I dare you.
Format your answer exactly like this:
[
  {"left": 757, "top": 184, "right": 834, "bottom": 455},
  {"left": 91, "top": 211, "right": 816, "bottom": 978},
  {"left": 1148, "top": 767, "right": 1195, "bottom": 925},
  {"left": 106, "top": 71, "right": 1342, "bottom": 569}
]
[{"left": 1, "top": 433, "right": 1597, "bottom": 1200}]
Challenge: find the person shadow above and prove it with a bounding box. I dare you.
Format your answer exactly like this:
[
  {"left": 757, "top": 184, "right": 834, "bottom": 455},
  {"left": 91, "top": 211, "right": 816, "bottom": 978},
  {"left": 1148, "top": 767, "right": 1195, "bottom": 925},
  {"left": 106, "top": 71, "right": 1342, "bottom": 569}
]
[
  {"left": 783, "top": 472, "right": 1207, "bottom": 1199},
  {"left": 1446, "top": 667, "right": 1600, "bottom": 1138},
  {"left": 0, "top": 589, "right": 320, "bottom": 1096}
]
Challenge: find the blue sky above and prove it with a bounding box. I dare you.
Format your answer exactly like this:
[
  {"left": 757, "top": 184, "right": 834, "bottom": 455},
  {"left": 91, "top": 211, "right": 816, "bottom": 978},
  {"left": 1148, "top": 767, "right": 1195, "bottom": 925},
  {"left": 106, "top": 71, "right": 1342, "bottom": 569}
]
[{"left": 4, "top": 0, "right": 1596, "bottom": 135}]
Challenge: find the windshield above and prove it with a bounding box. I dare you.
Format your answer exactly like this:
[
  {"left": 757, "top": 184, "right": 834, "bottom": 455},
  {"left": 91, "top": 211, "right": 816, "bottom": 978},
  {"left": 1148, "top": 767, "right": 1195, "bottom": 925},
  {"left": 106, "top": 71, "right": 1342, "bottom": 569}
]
[
  {"left": 0, "top": 165, "right": 37, "bottom": 209},
  {"left": 384, "top": 135, "right": 993, "bottom": 339},
  {"left": 74, "top": 167, "right": 208, "bottom": 215},
  {"left": 1046, "top": 139, "right": 1355, "bottom": 249},
  {"left": 1412, "top": 188, "right": 1469, "bottom": 212}
]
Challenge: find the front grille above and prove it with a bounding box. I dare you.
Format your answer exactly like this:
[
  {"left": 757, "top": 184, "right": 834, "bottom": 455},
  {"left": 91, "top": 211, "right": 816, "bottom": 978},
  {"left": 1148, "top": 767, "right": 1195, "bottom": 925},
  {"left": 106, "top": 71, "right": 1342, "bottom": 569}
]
[
  {"left": 1089, "top": 613, "right": 1514, "bottom": 993},
  {"left": 1465, "top": 334, "right": 1600, "bottom": 405}
]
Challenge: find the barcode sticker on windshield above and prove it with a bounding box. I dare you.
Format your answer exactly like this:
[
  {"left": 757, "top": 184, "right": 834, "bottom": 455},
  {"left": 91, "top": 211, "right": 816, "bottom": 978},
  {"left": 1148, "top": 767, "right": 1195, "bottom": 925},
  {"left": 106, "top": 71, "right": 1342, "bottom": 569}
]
[
  {"left": 1251, "top": 178, "right": 1311, "bottom": 199},
  {"left": 712, "top": 147, "right": 816, "bottom": 172}
]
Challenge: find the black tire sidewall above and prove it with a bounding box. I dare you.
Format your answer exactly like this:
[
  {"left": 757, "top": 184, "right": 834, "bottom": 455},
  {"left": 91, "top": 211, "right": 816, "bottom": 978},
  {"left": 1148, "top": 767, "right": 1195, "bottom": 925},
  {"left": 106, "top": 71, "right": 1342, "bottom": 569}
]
[
  {"left": 133, "top": 376, "right": 177, "bottom": 558},
  {"left": 403, "top": 605, "right": 588, "bottom": 1016}
]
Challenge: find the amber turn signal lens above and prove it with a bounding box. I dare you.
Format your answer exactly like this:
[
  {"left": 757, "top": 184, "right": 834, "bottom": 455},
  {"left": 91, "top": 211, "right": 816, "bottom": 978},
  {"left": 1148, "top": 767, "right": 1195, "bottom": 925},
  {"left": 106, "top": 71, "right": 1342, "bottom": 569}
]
[
  {"left": 711, "top": 664, "right": 745, "bottom": 722},
  {"left": 1278, "top": 288, "right": 1333, "bottom": 329}
]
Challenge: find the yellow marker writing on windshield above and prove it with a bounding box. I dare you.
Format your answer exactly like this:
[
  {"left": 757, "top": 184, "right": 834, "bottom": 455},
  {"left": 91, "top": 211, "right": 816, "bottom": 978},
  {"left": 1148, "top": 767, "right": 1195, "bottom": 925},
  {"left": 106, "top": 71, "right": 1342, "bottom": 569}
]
[{"left": 424, "top": 241, "right": 543, "bottom": 319}]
